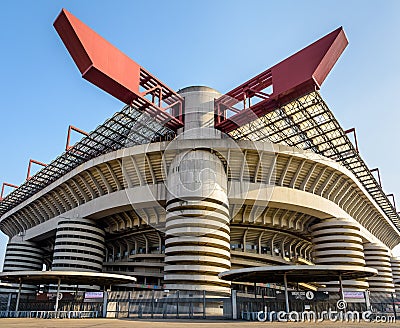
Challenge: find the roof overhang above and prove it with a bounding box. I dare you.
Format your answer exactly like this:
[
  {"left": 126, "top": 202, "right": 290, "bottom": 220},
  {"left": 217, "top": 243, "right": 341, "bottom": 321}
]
[
  {"left": 219, "top": 265, "right": 377, "bottom": 283},
  {"left": 0, "top": 270, "right": 136, "bottom": 286}
]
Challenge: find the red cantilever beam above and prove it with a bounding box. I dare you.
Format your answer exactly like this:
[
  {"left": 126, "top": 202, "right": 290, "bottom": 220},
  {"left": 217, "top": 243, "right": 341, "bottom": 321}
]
[
  {"left": 215, "top": 27, "right": 348, "bottom": 131},
  {"left": 26, "top": 159, "right": 47, "bottom": 180},
  {"left": 66, "top": 125, "right": 89, "bottom": 151},
  {"left": 0, "top": 182, "right": 19, "bottom": 201},
  {"left": 53, "top": 8, "right": 183, "bottom": 130}
]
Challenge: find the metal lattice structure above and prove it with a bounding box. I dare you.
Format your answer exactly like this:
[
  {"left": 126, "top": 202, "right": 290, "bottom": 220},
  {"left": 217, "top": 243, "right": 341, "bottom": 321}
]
[
  {"left": 226, "top": 91, "right": 400, "bottom": 229},
  {"left": 0, "top": 105, "right": 176, "bottom": 216}
]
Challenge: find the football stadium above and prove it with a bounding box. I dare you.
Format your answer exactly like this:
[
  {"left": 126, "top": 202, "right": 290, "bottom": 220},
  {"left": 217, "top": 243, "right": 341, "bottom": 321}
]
[{"left": 0, "top": 8, "right": 399, "bottom": 321}]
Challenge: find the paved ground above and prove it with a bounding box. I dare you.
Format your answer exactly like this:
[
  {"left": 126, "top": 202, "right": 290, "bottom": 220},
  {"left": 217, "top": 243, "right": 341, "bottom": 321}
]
[{"left": 0, "top": 319, "right": 398, "bottom": 328}]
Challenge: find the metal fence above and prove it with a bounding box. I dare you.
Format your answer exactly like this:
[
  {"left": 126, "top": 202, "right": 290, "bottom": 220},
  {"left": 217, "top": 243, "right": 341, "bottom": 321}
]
[
  {"left": 0, "top": 293, "right": 103, "bottom": 316},
  {"left": 1, "top": 290, "right": 399, "bottom": 321},
  {"left": 106, "top": 290, "right": 232, "bottom": 319},
  {"left": 237, "top": 291, "right": 400, "bottom": 321}
]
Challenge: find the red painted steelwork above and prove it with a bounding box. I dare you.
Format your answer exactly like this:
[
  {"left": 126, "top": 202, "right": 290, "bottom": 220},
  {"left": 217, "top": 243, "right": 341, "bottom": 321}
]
[
  {"left": 370, "top": 168, "right": 382, "bottom": 188},
  {"left": 0, "top": 183, "right": 19, "bottom": 201},
  {"left": 345, "top": 128, "right": 359, "bottom": 153},
  {"left": 65, "top": 125, "right": 89, "bottom": 151},
  {"left": 215, "top": 27, "right": 348, "bottom": 132},
  {"left": 53, "top": 9, "right": 183, "bottom": 130},
  {"left": 26, "top": 159, "right": 47, "bottom": 181},
  {"left": 387, "top": 194, "right": 397, "bottom": 212}
]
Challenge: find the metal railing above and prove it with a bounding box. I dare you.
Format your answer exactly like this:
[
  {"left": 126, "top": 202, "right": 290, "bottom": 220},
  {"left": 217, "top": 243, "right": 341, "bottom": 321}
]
[{"left": 0, "top": 310, "right": 98, "bottom": 319}]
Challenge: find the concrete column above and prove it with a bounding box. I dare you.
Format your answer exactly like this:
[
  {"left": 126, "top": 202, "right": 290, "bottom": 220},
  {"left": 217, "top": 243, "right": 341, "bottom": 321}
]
[
  {"left": 1, "top": 239, "right": 43, "bottom": 295},
  {"left": 364, "top": 243, "right": 395, "bottom": 294},
  {"left": 54, "top": 278, "right": 61, "bottom": 311},
  {"left": 6, "top": 293, "right": 12, "bottom": 311},
  {"left": 164, "top": 86, "right": 230, "bottom": 294},
  {"left": 311, "top": 218, "right": 368, "bottom": 291},
  {"left": 164, "top": 150, "right": 231, "bottom": 293},
  {"left": 283, "top": 273, "right": 289, "bottom": 313},
  {"left": 51, "top": 218, "right": 105, "bottom": 291},
  {"left": 52, "top": 218, "right": 105, "bottom": 272},
  {"left": 175, "top": 86, "right": 221, "bottom": 139},
  {"left": 391, "top": 257, "right": 400, "bottom": 296},
  {"left": 15, "top": 279, "right": 22, "bottom": 312}
]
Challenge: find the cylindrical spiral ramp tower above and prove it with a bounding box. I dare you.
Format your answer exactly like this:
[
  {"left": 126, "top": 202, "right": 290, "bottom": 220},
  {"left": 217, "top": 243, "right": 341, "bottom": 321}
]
[
  {"left": 391, "top": 257, "right": 400, "bottom": 296},
  {"left": 363, "top": 243, "right": 395, "bottom": 294},
  {"left": 311, "top": 218, "right": 368, "bottom": 291},
  {"left": 176, "top": 86, "right": 222, "bottom": 138},
  {"left": 163, "top": 86, "right": 231, "bottom": 293},
  {"left": 51, "top": 218, "right": 105, "bottom": 291},
  {"left": 164, "top": 150, "right": 231, "bottom": 293},
  {"left": 1, "top": 240, "right": 44, "bottom": 294}
]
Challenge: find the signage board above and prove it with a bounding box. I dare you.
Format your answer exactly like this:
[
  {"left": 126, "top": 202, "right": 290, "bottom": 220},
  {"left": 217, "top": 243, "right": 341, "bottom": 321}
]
[
  {"left": 343, "top": 291, "right": 364, "bottom": 299},
  {"left": 85, "top": 292, "right": 104, "bottom": 299},
  {"left": 277, "top": 291, "right": 329, "bottom": 301}
]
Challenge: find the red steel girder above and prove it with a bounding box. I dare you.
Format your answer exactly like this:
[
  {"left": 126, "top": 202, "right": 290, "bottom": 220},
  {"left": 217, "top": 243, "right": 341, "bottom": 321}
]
[
  {"left": 26, "top": 159, "right": 47, "bottom": 181},
  {"left": 215, "top": 27, "right": 348, "bottom": 132},
  {"left": 370, "top": 168, "right": 382, "bottom": 188},
  {"left": 387, "top": 194, "right": 397, "bottom": 212},
  {"left": 53, "top": 9, "right": 183, "bottom": 130},
  {"left": 0, "top": 183, "right": 19, "bottom": 201},
  {"left": 65, "top": 125, "right": 89, "bottom": 151},
  {"left": 345, "top": 127, "right": 359, "bottom": 153}
]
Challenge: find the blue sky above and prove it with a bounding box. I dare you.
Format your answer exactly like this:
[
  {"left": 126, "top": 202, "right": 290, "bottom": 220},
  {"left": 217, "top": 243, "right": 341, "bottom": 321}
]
[{"left": 1, "top": 0, "right": 400, "bottom": 264}]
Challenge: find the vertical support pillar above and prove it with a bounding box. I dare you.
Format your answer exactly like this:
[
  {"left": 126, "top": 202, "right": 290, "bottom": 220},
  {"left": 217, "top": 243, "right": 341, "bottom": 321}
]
[
  {"left": 231, "top": 289, "right": 237, "bottom": 320},
  {"left": 102, "top": 291, "right": 108, "bottom": 318},
  {"left": 151, "top": 289, "right": 155, "bottom": 319},
  {"left": 391, "top": 293, "right": 397, "bottom": 318},
  {"left": 54, "top": 278, "right": 61, "bottom": 312},
  {"left": 127, "top": 291, "right": 131, "bottom": 318},
  {"left": 339, "top": 274, "right": 345, "bottom": 301},
  {"left": 176, "top": 290, "right": 180, "bottom": 319},
  {"left": 15, "top": 278, "right": 22, "bottom": 312},
  {"left": 6, "top": 293, "right": 12, "bottom": 312},
  {"left": 284, "top": 273, "right": 289, "bottom": 313},
  {"left": 261, "top": 289, "right": 265, "bottom": 315},
  {"left": 203, "top": 290, "right": 206, "bottom": 319},
  {"left": 364, "top": 290, "right": 371, "bottom": 310},
  {"left": 270, "top": 239, "right": 274, "bottom": 256}
]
